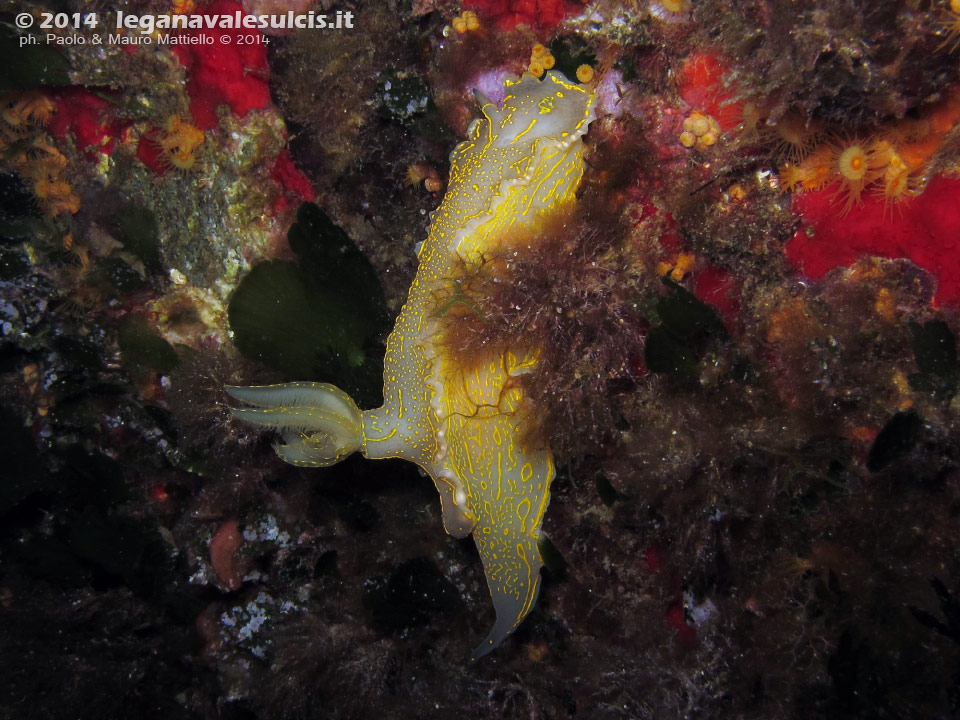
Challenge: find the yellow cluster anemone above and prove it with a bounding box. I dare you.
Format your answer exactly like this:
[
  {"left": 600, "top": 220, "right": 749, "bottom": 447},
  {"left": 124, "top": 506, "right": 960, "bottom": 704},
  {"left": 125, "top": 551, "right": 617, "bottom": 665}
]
[
  {"left": 576, "top": 64, "right": 595, "bottom": 84},
  {"left": 0, "top": 92, "right": 56, "bottom": 137},
  {"left": 0, "top": 93, "right": 80, "bottom": 217},
  {"left": 774, "top": 91, "right": 960, "bottom": 214},
  {"left": 28, "top": 151, "right": 80, "bottom": 217},
  {"left": 679, "top": 110, "right": 720, "bottom": 151},
  {"left": 779, "top": 134, "right": 923, "bottom": 215},
  {"left": 528, "top": 44, "right": 556, "bottom": 78},
  {"left": 155, "top": 115, "right": 205, "bottom": 171},
  {"left": 452, "top": 9, "right": 481, "bottom": 34},
  {"left": 404, "top": 162, "right": 443, "bottom": 193},
  {"left": 763, "top": 112, "right": 822, "bottom": 163}
]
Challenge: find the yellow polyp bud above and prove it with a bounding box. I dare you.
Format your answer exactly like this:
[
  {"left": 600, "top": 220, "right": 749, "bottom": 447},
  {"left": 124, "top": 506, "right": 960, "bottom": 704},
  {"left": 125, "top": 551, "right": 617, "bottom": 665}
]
[
  {"left": 869, "top": 138, "right": 895, "bottom": 169},
  {"left": 727, "top": 183, "right": 748, "bottom": 202},
  {"left": 885, "top": 153, "right": 908, "bottom": 179},
  {"left": 684, "top": 112, "right": 711, "bottom": 136},
  {"left": 892, "top": 369, "right": 912, "bottom": 395},
  {"left": 531, "top": 44, "right": 547, "bottom": 57},
  {"left": 670, "top": 253, "right": 696, "bottom": 280},
  {"left": 952, "top": 0, "right": 960, "bottom": 13},
  {"left": 529, "top": 61, "right": 545, "bottom": 78},
  {"left": 541, "top": 54, "right": 556, "bottom": 70},
  {"left": 465, "top": 14, "right": 480, "bottom": 30},
  {"left": 22, "top": 363, "right": 39, "bottom": 382},
  {"left": 679, "top": 131, "right": 697, "bottom": 148},
  {"left": 699, "top": 131, "right": 717, "bottom": 147},
  {"left": 452, "top": 17, "right": 468, "bottom": 33},
  {"left": 874, "top": 288, "right": 895, "bottom": 322},
  {"left": 883, "top": 170, "right": 911, "bottom": 201},
  {"left": 170, "top": 150, "right": 196, "bottom": 170},
  {"left": 576, "top": 64, "right": 594, "bottom": 83}
]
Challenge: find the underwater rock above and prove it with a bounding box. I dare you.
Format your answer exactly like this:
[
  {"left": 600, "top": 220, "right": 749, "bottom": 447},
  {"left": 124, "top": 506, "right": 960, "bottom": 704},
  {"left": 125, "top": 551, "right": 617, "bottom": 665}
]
[{"left": 363, "top": 556, "right": 459, "bottom": 634}]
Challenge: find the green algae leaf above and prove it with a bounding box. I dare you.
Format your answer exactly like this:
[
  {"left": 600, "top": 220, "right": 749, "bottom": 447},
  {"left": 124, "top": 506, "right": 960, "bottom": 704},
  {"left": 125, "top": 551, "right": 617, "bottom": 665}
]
[
  {"left": 538, "top": 533, "right": 568, "bottom": 576},
  {"left": 228, "top": 259, "right": 383, "bottom": 398},
  {"left": 595, "top": 472, "right": 625, "bottom": 506},
  {"left": 549, "top": 37, "right": 597, "bottom": 84},
  {"left": 867, "top": 409, "right": 921, "bottom": 472},
  {"left": 229, "top": 203, "right": 388, "bottom": 404},
  {"left": 657, "top": 277, "right": 727, "bottom": 340},
  {"left": 287, "top": 202, "right": 388, "bottom": 328},
  {"left": 646, "top": 278, "right": 728, "bottom": 376},
  {"left": 118, "top": 317, "right": 179, "bottom": 375},
  {"left": 0, "top": 25, "right": 71, "bottom": 91},
  {"left": 229, "top": 260, "right": 346, "bottom": 373},
  {"left": 645, "top": 325, "right": 697, "bottom": 375},
  {"left": 614, "top": 56, "right": 639, "bottom": 83},
  {"left": 112, "top": 203, "right": 163, "bottom": 276}
]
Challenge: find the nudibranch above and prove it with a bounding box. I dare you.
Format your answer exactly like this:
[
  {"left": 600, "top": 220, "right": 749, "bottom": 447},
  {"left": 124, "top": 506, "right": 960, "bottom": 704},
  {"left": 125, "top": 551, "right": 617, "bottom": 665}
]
[{"left": 227, "top": 71, "right": 596, "bottom": 659}]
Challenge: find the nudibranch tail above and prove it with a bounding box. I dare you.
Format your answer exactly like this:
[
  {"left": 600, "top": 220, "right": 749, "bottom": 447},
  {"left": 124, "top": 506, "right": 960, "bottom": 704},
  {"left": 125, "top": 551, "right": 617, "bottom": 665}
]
[
  {"left": 468, "top": 446, "right": 554, "bottom": 661},
  {"left": 225, "top": 382, "right": 363, "bottom": 467},
  {"left": 471, "top": 540, "right": 542, "bottom": 662}
]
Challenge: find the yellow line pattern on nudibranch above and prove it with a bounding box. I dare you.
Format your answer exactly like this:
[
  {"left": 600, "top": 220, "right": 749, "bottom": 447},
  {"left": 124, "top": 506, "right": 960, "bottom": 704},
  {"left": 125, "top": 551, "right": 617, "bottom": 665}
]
[{"left": 226, "top": 71, "right": 596, "bottom": 660}]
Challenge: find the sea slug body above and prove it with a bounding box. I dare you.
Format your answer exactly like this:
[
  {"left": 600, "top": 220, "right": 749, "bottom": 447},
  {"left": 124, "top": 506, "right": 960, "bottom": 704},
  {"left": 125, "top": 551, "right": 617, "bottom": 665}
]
[{"left": 227, "top": 71, "right": 596, "bottom": 659}]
